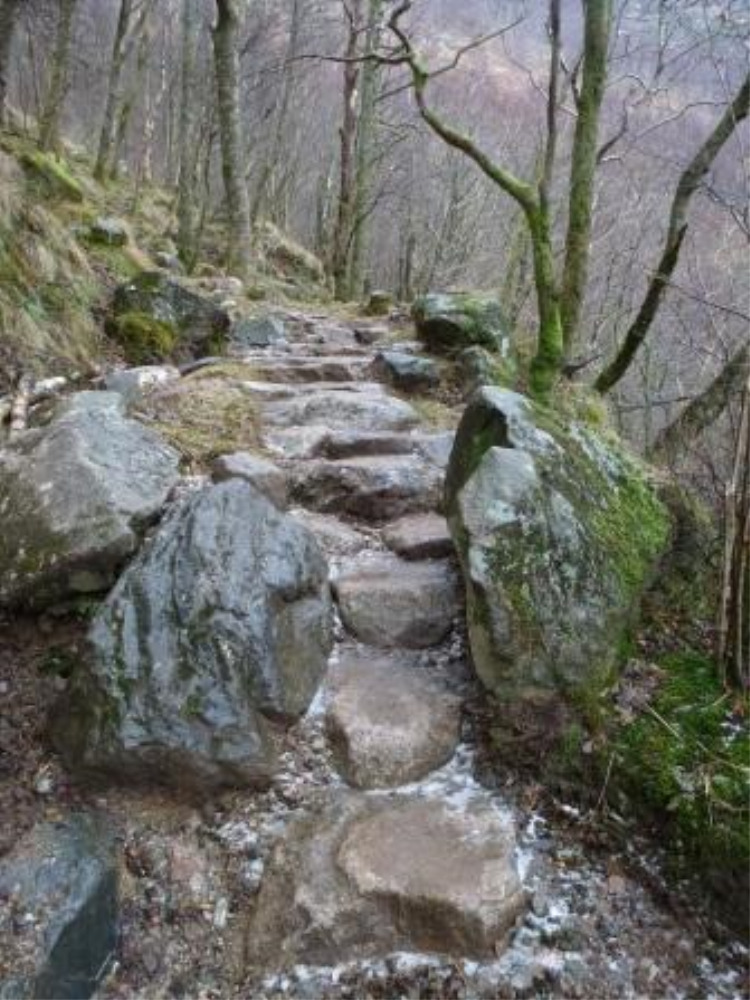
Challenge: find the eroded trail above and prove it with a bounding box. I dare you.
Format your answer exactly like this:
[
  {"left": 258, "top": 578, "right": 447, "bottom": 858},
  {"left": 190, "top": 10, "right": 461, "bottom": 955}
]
[{"left": 1, "top": 309, "right": 745, "bottom": 999}]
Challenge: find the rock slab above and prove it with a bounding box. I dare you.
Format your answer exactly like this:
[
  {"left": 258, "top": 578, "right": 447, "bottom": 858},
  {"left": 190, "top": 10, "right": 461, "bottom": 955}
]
[
  {"left": 245, "top": 792, "right": 525, "bottom": 969},
  {"left": 333, "top": 553, "right": 460, "bottom": 647},
  {"left": 383, "top": 512, "right": 454, "bottom": 560},
  {"left": 0, "top": 392, "right": 180, "bottom": 610},
  {"left": 0, "top": 815, "right": 117, "bottom": 1000},
  {"left": 211, "top": 451, "right": 287, "bottom": 508},
  {"left": 326, "top": 653, "right": 461, "bottom": 788},
  {"left": 52, "top": 480, "right": 333, "bottom": 792}
]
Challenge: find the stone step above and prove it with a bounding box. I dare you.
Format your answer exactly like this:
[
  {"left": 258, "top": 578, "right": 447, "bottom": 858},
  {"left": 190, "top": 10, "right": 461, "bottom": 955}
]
[
  {"left": 246, "top": 356, "right": 371, "bottom": 383},
  {"left": 333, "top": 552, "right": 460, "bottom": 647},
  {"left": 291, "top": 454, "right": 442, "bottom": 521},
  {"left": 382, "top": 512, "right": 455, "bottom": 560},
  {"left": 245, "top": 790, "right": 526, "bottom": 968},
  {"left": 325, "top": 650, "right": 461, "bottom": 788},
  {"left": 261, "top": 390, "right": 419, "bottom": 433}
]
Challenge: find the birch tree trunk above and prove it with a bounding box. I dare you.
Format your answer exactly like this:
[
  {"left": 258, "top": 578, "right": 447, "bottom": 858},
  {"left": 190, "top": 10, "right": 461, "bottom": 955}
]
[
  {"left": 212, "top": 0, "right": 252, "bottom": 279},
  {"left": 38, "top": 0, "right": 79, "bottom": 152}
]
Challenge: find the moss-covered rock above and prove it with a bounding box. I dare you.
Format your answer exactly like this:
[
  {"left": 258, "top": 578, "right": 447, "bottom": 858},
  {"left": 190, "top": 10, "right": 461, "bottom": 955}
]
[
  {"left": 445, "top": 388, "right": 672, "bottom": 727},
  {"left": 109, "top": 311, "right": 177, "bottom": 364},
  {"left": 20, "top": 150, "right": 84, "bottom": 203},
  {"left": 111, "top": 271, "right": 229, "bottom": 358},
  {"left": 609, "top": 651, "right": 749, "bottom": 933},
  {"left": 413, "top": 292, "right": 514, "bottom": 360}
]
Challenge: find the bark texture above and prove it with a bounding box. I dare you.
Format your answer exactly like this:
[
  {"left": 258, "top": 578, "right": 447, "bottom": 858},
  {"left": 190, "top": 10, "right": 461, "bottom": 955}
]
[{"left": 38, "top": 0, "right": 79, "bottom": 152}]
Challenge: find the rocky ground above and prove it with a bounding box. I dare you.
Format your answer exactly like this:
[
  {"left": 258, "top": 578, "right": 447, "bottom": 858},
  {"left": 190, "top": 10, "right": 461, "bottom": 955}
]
[{"left": 0, "top": 306, "right": 747, "bottom": 999}]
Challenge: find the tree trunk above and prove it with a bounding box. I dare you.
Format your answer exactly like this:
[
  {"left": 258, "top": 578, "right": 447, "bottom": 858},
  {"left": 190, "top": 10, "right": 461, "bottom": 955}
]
[
  {"left": 94, "top": 0, "right": 133, "bottom": 180},
  {"left": 0, "top": 0, "right": 22, "bottom": 124},
  {"left": 212, "top": 0, "right": 252, "bottom": 279},
  {"left": 331, "top": 0, "right": 363, "bottom": 300},
  {"left": 349, "top": 0, "right": 385, "bottom": 298},
  {"left": 526, "top": 201, "right": 564, "bottom": 400},
  {"left": 559, "top": 0, "right": 613, "bottom": 354},
  {"left": 38, "top": 0, "right": 78, "bottom": 152},
  {"left": 649, "top": 341, "right": 750, "bottom": 463},
  {"left": 595, "top": 73, "right": 750, "bottom": 394},
  {"left": 111, "top": 6, "right": 155, "bottom": 181},
  {"left": 251, "top": 0, "right": 304, "bottom": 226},
  {"left": 177, "top": 0, "right": 201, "bottom": 268}
]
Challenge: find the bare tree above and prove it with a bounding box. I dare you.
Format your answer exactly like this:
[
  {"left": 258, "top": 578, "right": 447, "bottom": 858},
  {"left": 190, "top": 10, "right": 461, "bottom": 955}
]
[
  {"left": 38, "top": 0, "right": 79, "bottom": 152},
  {"left": 212, "top": 0, "right": 252, "bottom": 278},
  {"left": 176, "top": 0, "right": 201, "bottom": 267},
  {"left": 0, "top": 0, "right": 23, "bottom": 124}
]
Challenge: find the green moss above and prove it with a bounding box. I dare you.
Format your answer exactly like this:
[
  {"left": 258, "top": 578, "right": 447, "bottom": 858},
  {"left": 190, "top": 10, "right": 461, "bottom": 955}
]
[
  {"left": 20, "top": 150, "right": 84, "bottom": 203},
  {"left": 110, "top": 311, "right": 177, "bottom": 363},
  {"left": 612, "top": 651, "right": 749, "bottom": 900}
]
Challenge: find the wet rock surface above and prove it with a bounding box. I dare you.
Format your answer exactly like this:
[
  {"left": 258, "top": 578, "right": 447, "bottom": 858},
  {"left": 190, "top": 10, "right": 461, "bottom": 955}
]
[
  {"left": 0, "top": 814, "right": 117, "bottom": 1000},
  {"left": 0, "top": 392, "right": 180, "bottom": 610},
  {"left": 53, "top": 480, "right": 332, "bottom": 792}
]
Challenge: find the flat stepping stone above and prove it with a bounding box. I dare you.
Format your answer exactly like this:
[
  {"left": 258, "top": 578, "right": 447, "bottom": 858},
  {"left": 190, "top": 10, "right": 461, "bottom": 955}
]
[
  {"left": 261, "top": 390, "right": 419, "bottom": 433},
  {"left": 291, "top": 455, "right": 442, "bottom": 521},
  {"left": 249, "top": 356, "right": 370, "bottom": 383},
  {"left": 333, "top": 552, "right": 460, "bottom": 647},
  {"left": 383, "top": 512, "right": 454, "bottom": 560},
  {"left": 326, "top": 652, "right": 461, "bottom": 788},
  {"left": 371, "top": 350, "right": 440, "bottom": 392},
  {"left": 315, "top": 430, "right": 418, "bottom": 460},
  {"left": 290, "top": 509, "right": 372, "bottom": 557},
  {"left": 245, "top": 791, "right": 526, "bottom": 969}
]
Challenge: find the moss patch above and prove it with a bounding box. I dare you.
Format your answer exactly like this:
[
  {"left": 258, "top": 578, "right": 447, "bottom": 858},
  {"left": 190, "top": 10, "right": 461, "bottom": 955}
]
[
  {"left": 20, "top": 150, "right": 84, "bottom": 203},
  {"left": 610, "top": 651, "right": 749, "bottom": 925},
  {"left": 136, "top": 380, "right": 261, "bottom": 467},
  {"left": 110, "top": 311, "right": 177, "bottom": 364}
]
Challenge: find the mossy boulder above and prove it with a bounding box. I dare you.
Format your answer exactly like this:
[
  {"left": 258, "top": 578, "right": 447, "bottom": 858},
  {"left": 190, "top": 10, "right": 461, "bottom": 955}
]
[
  {"left": 109, "top": 311, "right": 178, "bottom": 364},
  {"left": 111, "top": 271, "right": 230, "bottom": 358},
  {"left": 445, "top": 388, "right": 672, "bottom": 722},
  {"left": 19, "top": 150, "right": 84, "bottom": 203},
  {"left": 413, "top": 292, "right": 513, "bottom": 360}
]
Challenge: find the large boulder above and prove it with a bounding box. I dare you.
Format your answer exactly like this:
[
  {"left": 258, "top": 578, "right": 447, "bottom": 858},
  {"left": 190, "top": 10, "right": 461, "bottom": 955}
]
[
  {"left": 0, "top": 392, "right": 180, "bottom": 610},
  {"left": 111, "top": 271, "right": 230, "bottom": 357},
  {"left": 413, "top": 292, "right": 512, "bottom": 357},
  {"left": 229, "top": 315, "right": 287, "bottom": 350},
  {"left": 245, "top": 791, "right": 526, "bottom": 970},
  {"left": 52, "top": 480, "right": 333, "bottom": 792},
  {"left": 371, "top": 351, "right": 440, "bottom": 392},
  {"left": 0, "top": 814, "right": 117, "bottom": 1000},
  {"left": 445, "top": 388, "right": 672, "bottom": 714}
]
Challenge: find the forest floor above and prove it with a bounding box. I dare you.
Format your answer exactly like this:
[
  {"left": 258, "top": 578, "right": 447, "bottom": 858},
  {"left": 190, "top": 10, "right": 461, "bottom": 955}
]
[{"left": 1, "top": 305, "right": 747, "bottom": 1000}]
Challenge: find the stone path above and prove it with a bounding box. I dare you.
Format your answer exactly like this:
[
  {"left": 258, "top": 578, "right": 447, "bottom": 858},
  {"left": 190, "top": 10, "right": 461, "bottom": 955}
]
[{"left": 67, "top": 306, "right": 745, "bottom": 999}]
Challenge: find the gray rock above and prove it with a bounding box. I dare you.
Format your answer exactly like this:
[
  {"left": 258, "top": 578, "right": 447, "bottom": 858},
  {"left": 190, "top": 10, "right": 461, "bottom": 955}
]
[
  {"left": 211, "top": 451, "right": 287, "bottom": 508},
  {"left": 154, "top": 250, "right": 183, "bottom": 273},
  {"left": 289, "top": 511, "right": 371, "bottom": 558},
  {"left": 88, "top": 216, "right": 129, "bottom": 247},
  {"left": 333, "top": 552, "right": 460, "bottom": 647},
  {"left": 52, "top": 480, "right": 333, "bottom": 792},
  {"left": 445, "top": 387, "right": 672, "bottom": 707},
  {"left": 291, "top": 454, "right": 442, "bottom": 521},
  {"left": 262, "top": 390, "right": 419, "bottom": 433},
  {"left": 371, "top": 351, "right": 440, "bottom": 392},
  {"left": 112, "top": 271, "right": 230, "bottom": 354},
  {"left": 382, "top": 512, "right": 454, "bottom": 560},
  {"left": 326, "top": 652, "right": 461, "bottom": 787},
  {"left": 353, "top": 324, "right": 388, "bottom": 346},
  {"left": 230, "top": 316, "right": 286, "bottom": 349},
  {"left": 104, "top": 365, "right": 180, "bottom": 405},
  {"left": 245, "top": 791, "right": 526, "bottom": 969},
  {"left": 0, "top": 814, "right": 117, "bottom": 1000},
  {"left": 0, "top": 392, "right": 180, "bottom": 610},
  {"left": 413, "top": 431, "right": 456, "bottom": 469},
  {"left": 413, "top": 292, "right": 512, "bottom": 356},
  {"left": 458, "top": 345, "right": 507, "bottom": 396}
]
